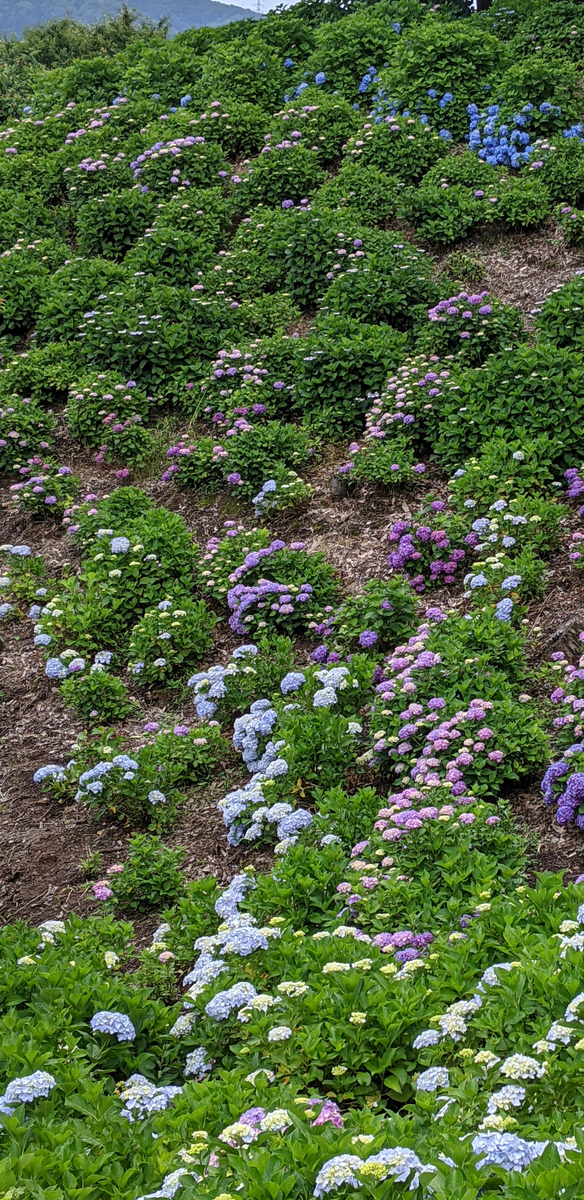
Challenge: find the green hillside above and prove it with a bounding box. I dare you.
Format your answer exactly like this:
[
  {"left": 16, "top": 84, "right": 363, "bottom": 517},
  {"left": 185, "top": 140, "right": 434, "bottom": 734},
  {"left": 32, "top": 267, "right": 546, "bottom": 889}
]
[
  {"left": 0, "top": 0, "right": 259, "bottom": 38},
  {"left": 1, "top": 0, "right": 584, "bottom": 1197}
]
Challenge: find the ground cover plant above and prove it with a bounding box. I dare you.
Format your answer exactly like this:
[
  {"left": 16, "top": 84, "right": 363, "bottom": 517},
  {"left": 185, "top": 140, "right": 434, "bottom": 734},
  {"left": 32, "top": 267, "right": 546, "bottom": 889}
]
[{"left": 4, "top": 0, "right": 584, "bottom": 1197}]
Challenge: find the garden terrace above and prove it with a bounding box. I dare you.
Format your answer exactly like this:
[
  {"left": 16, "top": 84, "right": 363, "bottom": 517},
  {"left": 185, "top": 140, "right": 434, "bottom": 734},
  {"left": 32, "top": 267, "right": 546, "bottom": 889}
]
[{"left": 2, "top": 1, "right": 584, "bottom": 1196}]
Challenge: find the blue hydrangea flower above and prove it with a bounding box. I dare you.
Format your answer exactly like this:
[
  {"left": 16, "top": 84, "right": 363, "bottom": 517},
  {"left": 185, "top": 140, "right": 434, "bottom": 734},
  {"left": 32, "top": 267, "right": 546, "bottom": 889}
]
[
  {"left": 94, "top": 650, "right": 113, "bottom": 665},
  {"left": 45, "top": 657, "right": 68, "bottom": 679},
  {"left": 119, "top": 1074, "right": 182, "bottom": 1121},
  {"left": 110, "top": 537, "right": 130, "bottom": 554},
  {"left": 501, "top": 575, "right": 521, "bottom": 591},
  {"left": 184, "top": 1047, "right": 212, "bottom": 1079},
  {"left": 472, "top": 1132, "right": 547, "bottom": 1171},
  {"left": 413, "top": 1029, "right": 441, "bottom": 1049},
  {"left": 416, "top": 1066, "right": 449, "bottom": 1092},
  {"left": 0, "top": 1071, "right": 56, "bottom": 1114},
  {"left": 112, "top": 754, "right": 139, "bottom": 770},
  {"left": 232, "top": 644, "right": 258, "bottom": 659},
  {"left": 495, "top": 598, "right": 514, "bottom": 622},
  {"left": 33, "top": 763, "right": 66, "bottom": 784},
  {"left": 90, "top": 1011, "right": 136, "bottom": 1041},
  {"left": 280, "top": 671, "right": 305, "bottom": 694}
]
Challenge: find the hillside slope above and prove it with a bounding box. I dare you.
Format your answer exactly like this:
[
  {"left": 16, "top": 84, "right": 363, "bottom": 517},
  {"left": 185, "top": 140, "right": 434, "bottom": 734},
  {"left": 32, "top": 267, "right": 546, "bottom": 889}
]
[{"left": 1, "top": 1, "right": 584, "bottom": 1195}]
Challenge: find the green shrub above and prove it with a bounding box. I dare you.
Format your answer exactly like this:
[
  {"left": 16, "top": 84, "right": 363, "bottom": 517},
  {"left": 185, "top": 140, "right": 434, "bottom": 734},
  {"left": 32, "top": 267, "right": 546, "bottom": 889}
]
[
  {"left": 509, "top": 1, "right": 584, "bottom": 64},
  {"left": 414, "top": 290, "right": 526, "bottom": 367},
  {"left": 198, "top": 37, "right": 288, "bottom": 110},
  {"left": 348, "top": 430, "right": 423, "bottom": 487},
  {"left": 267, "top": 93, "right": 359, "bottom": 167},
  {"left": 314, "top": 160, "right": 401, "bottom": 223},
  {"left": 132, "top": 139, "right": 229, "bottom": 198},
  {"left": 252, "top": 467, "right": 312, "bottom": 517},
  {"left": 316, "top": 577, "right": 417, "bottom": 654},
  {"left": 77, "top": 280, "right": 231, "bottom": 398},
  {"left": 195, "top": 330, "right": 299, "bottom": 418},
  {"left": 318, "top": 241, "right": 438, "bottom": 330},
  {"left": 177, "top": 98, "right": 266, "bottom": 158},
  {"left": 67, "top": 375, "right": 151, "bottom": 447},
  {"left": 75, "top": 191, "right": 157, "bottom": 260},
  {"left": 64, "top": 156, "right": 135, "bottom": 208},
  {"left": 421, "top": 152, "right": 500, "bottom": 193},
  {"left": 127, "top": 595, "right": 216, "bottom": 687},
  {"left": 9, "top": 458, "right": 80, "bottom": 518},
  {"left": 532, "top": 140, "right": 584, "bottom": 207},
  {"left": 39, "top": 510, "right": 198, "bottom": 650},
  {"left": 277, "top": 207, "right": 366, "bottom": 310},
  {"left": 293, "top": 315, "right": 408, "bottom": 436},
  {"left": 125, "top": 225, "right": 213, "bottom": 285},
  {"left": 299, "top": 7, "right": 402, "bottom": 104},
  {"left": 0, "top": 395, "right": 55, "bottom": 471},
  {"left": 447, "top": 435, "right": 567, "bottom": 508},
  {"left": 444, "top": 249, "right": 486, "bottom": 287},
  {"left": 343, "top": 114, "right": 448, "bottom": 184},
  {"left": 198, "top": 524, "right": 340, "bottom": 630},
  {"left": 399, "top": 182, "right": 481, "bottom": 245},
  {"left": 38, "top": 723, "right": 223, "bottom": 826},
  {"left": 237, "top": 145, "right": 326, "bottom": 210},
  {"left": 35, "top": 256, "right": 129, "bottom": 346},
  {"left": 0, "top": 249, "right": 48, "bottom": 337},
  {"left": 534, "top": 273, "right": 584, "bottom": 349},
  {"left": 60, "top": 664, "right": 138, "bottom": 723},
  {"left": 555, "top": 201, "right": 584, "bottom": 245},
  {"left": 107, "top": 835, "right": 186, "bottom": 911},
  {"left": 0, "top": 189, "right": 64, "bottom": 252},
  {"left": 153, "top": 186, "right": 232, "bottom": 247},
  {"left": 497, "top": 54, "right": 581, "bottom": 137},
  {"left": 380, "top": 19, "right": 508, "bottom": 141},
  {"left": 432, "top": 343, "right": 584, "bottom": 470},
  {"left": 488, "top": 176, "right": 550, "bottom": 229},
  {"left": 0, "top": 343, "right": 78, "bottom": 405},
  {"left": 169, "top": 420, "right": 316, "bottom": 499},
  {"left": 66, "top": 485, "right": 155, "bottom": 549}
]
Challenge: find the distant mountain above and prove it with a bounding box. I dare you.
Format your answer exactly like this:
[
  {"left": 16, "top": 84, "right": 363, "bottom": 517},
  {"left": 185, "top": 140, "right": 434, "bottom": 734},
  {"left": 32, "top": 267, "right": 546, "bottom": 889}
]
[{"left": 0, "top": 0, "right": 260, "bottom": 38}]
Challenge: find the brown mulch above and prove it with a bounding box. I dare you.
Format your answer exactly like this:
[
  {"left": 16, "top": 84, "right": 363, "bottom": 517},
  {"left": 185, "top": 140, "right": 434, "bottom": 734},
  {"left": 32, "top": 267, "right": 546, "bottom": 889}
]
[{"left": 434, "top": 223, "right": 584, "bottom": 315}]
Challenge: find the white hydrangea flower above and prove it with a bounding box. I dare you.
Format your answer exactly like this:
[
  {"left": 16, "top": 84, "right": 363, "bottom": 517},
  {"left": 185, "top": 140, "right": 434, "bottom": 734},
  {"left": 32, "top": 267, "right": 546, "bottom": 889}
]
[
  {"left": 277, "top": 981, "right": 309, "bottom": 997},
  {"left": 259, "top": 1108, "right": 291, "bottom": 1133},
  {"left": 545, "top": 1023, "right": 572, "bottom": 1046},
  {"left": 474, "top": 1051, "right": 500, "bottom": 1069},
  {"left": 565, "top": 992, "right": 584, "bottom": 1022},
  {"left": 499, "top": 1055, "right": 546, "bottom": 1080},
  {"left": 487, "top": 1085, "right": 526, "bottom": 1114},
  {"left": 267, "top": 1025, "right": 292, "bottom": 1042}
]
